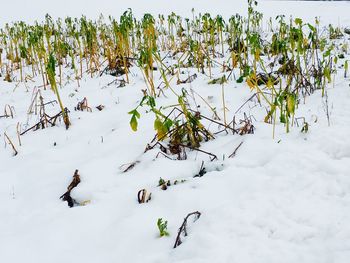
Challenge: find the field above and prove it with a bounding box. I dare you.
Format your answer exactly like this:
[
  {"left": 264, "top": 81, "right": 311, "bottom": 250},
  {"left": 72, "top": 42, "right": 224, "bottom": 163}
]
[{"left": 1, "top": 1, "right": 350, "bottom": 262}]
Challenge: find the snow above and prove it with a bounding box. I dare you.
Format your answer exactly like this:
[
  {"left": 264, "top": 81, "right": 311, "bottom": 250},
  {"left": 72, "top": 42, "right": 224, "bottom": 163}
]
[
  {"left": 1, "top": 0, "right": 350, "bottom": 26},
  {"left": 1, "top": 1, "right": 350, "bottom": 263}
]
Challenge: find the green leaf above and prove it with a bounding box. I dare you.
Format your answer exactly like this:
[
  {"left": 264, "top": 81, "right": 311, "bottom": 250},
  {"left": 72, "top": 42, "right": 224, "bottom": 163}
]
[
  {"left": 128, "top": 109, "right": 140, "bottom": 118},
  {"left": 128, "top": 109, "right": 140, "bottom": 132},
  {"left": 236, "top": 76, "right": 244, "bottom": 83},
  {"left": 324, "top": 67, "right": 332, "bottom": 83},
  {"left": 147, "top": 96, "right": 156, "bottom": 108},
  {"left": 130, "top": 115, "right": 138, "bottom": 131},
  {"left": 280, "top": 113, "right": 286, "bottom": 124},
  {"left": 307, "top": 23, "right": 315, "bottom": 32},
  {"left": 208, "top": 75, "right": 227, "bottom": 85},
  {"left": 286, "top": 94, "right": 296, "bottom": 115},
  {"left": 164, "top": 119, "right": 173, "bottom": 130},
  {"left": 295, "top": 18, "right": 303, "bottom": 26},
  {"left": 154, "top": 118, "right": 162, "bottom": 130}
]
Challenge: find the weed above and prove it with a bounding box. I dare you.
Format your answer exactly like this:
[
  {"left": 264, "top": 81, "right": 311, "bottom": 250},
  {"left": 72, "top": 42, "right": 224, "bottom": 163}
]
[{"left": 157, "top": 218, "right": 169, "bottom": 237}]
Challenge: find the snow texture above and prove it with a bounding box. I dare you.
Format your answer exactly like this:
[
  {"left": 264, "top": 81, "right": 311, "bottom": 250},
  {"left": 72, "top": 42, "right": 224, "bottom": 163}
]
[{"left": 1, "top": 1, "right": 350, "bottom": 263}]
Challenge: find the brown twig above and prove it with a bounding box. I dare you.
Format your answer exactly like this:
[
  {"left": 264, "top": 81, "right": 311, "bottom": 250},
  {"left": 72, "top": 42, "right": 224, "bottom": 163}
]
[
  {"left": 179, "top": 144, "right": 217, "bottom": 161},
  {"left": 229, "top": 141, "right": 244, "bottom": 158},
  {"left": 4, "top": 132, "right": 18, "bottom": 156},
  {"left": 174, "top": 211, "right": 201, "bottom": 248},
  {"left": 20, "top": 109, "right": 69, "bottom": 135},
  {"left": 121, "top": 161, "right": 140, "bottom": 173}
]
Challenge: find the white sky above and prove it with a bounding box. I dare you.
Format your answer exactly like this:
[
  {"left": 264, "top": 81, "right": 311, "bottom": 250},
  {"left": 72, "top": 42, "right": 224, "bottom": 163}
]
[{"left": 0, "top": 0, "right": 349, "bottom": 26}]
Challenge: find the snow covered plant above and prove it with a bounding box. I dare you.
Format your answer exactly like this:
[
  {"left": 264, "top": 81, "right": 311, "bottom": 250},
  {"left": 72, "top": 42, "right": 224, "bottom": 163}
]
[
  {"left": 345, "top": 60, "right": 348, "bottom": 78},
  {"left": 136, "top": 14, "right": 157, "bottom": 96},
  {"left": 0, "top": 2, "right": 344, "bottom": 138},
  {"left": 107, "top": 9, "right": 134, "bottom": 83},
  {"left": 157, "top": 218, "right": 169, "bottom": 237},
  {"left": 129, "top": 91, "right": 218, "bottom": 160},
  {"left": 46, "top": 53, "right": 70, "bottom": 129}
]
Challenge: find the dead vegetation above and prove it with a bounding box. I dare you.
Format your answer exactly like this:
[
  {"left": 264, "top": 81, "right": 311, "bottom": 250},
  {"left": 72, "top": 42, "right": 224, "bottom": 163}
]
[
  {"left": 173, "top": 211, "right": 201, "bottom": 248},
  {"left": 60, "top": 169, "right": 81, "bottom": 208}
]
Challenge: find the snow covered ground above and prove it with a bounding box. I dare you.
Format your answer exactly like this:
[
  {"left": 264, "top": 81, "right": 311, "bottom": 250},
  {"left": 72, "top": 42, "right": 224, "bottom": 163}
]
[{"left": 1, "top": 1, "right": 350, "bottom": 263}]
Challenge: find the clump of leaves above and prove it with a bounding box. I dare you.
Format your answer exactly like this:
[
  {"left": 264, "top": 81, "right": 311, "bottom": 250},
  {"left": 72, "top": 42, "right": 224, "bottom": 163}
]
[
  {"left": 128, "top": 94, "right": 168, "bottom": 133},
  {"left": 329, "top": 24, "right": 343, "bottom": 39},
  {"left": 208, "top": 75, "right": 227, "bottom": 85},
  {"left": 157, "top": 218, "right": 170, "bottom": 237},
  {"left": 173, "top": 91, "right": 213, "bottom": 148},
  {"left": 158, "top": 177, "right": 171, "bottom": 190},
  {"left": 130, "top": 90, "right": 217, "bottom": 160},
  {"left": 158, "top": 177, "right": 185, "bottom": 190}
]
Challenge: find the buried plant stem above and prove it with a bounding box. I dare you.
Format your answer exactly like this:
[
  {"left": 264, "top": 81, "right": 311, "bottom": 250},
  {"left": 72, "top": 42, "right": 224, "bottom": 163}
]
[
  {"left": 4, "top": 132, "right": 18, "bottom": 156},
  {"left": 173, "top": 211, "right": 201, "bottom": 248},
  {"left": 228, "top": 141, "right": 244, "bottom": 158}
]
